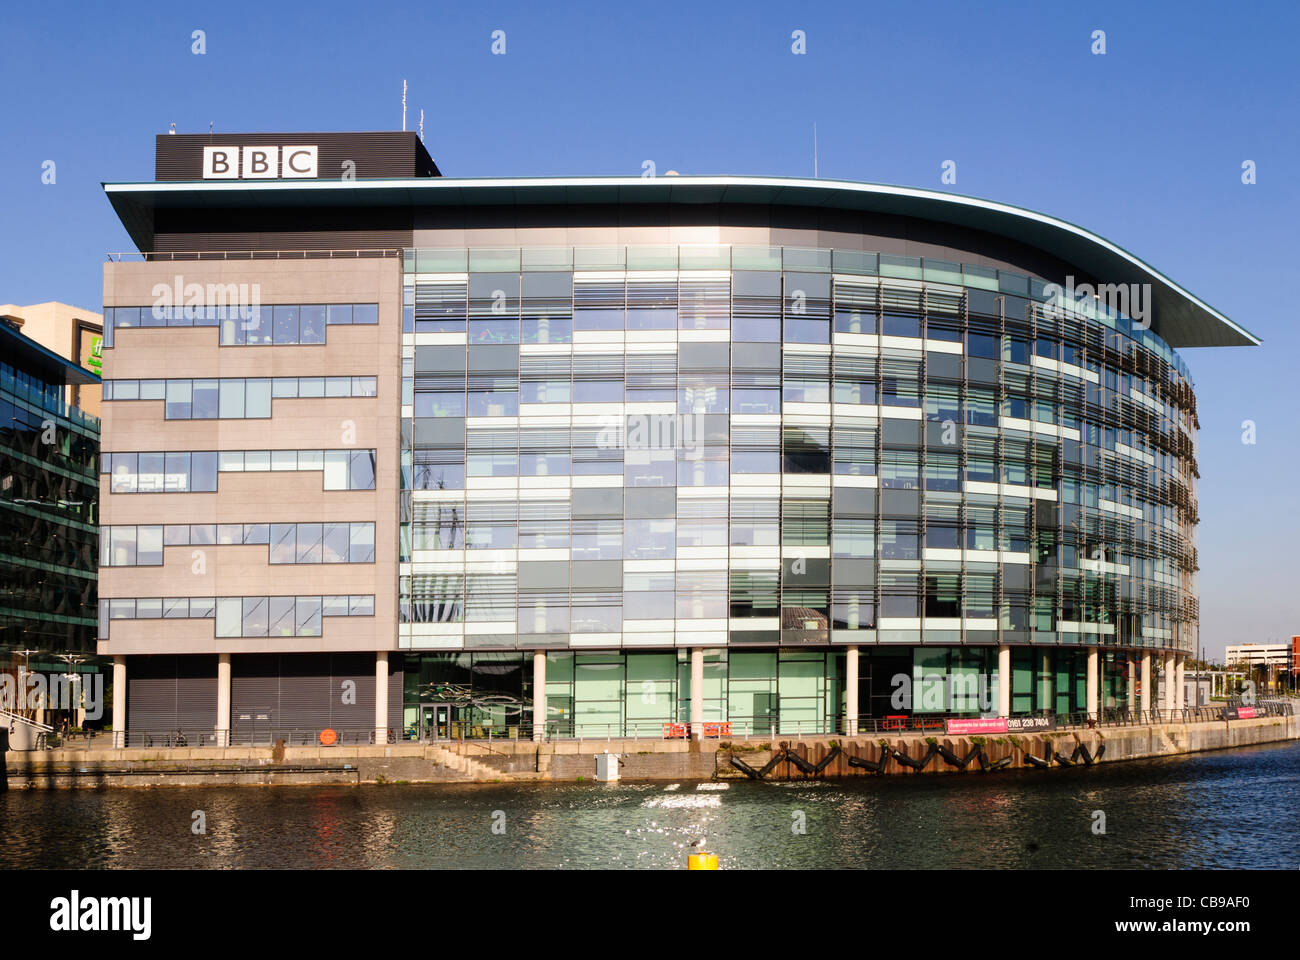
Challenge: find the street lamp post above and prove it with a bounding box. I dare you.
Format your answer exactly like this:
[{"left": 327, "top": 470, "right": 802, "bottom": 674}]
[
  {"left": 13, "top": 649, "right": 40, "bottom": 720},
  {"left": 55, "top": 654, "right": 87, "bottom": 735}
]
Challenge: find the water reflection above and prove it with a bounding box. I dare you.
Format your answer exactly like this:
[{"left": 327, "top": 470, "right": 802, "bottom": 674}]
[{"left": 1, "top": 740, "right": 1295, "bottom": 869}]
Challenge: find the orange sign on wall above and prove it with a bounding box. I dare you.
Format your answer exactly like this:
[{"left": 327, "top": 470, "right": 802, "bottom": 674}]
[{"left": 319, "top": 728, "right": 338, "bottom": 746}]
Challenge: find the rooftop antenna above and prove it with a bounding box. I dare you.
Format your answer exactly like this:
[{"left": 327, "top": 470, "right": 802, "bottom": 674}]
[
  {"left": 419, "top": 108, "right": 424, "bottom": 143},
  {"left": 813, "top": 123, "right": 818, "bottom": 178},
  {"left": 209, "top": 120, "right": 214, "bottom": 134},
  {"left": 402, "top": 79, "right": 407, "bottom": 131}
]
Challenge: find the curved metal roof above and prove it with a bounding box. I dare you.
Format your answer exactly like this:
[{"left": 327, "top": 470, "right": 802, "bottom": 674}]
[{"left": 103, "top": 175, "right": 1259, "bottom": 348}]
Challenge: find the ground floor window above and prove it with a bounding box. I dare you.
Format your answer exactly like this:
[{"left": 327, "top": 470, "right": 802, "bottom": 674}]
[{"left": 400, "top": 645, "right": 1150, "bottom": 738}]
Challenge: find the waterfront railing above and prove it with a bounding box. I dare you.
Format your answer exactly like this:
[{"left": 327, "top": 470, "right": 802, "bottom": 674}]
[
  {"left": 43, "top": 699, "right": 1294, "bottom": 750},
  {"left": 94, "top": 728, "right": 398, "bottom": 749}
]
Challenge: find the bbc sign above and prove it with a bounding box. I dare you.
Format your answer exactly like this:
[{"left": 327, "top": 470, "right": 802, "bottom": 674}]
[{"left": 202, "top": 145, "right": 318, "bottom": 179}]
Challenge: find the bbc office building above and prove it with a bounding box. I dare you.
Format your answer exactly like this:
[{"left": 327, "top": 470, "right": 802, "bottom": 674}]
[{"left": 97, "top": 132, "right": 1256, "bottom": 744}]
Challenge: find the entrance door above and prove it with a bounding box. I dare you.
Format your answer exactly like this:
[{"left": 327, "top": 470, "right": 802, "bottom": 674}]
[{"left": 424, "top": 703, "right": 463, "bottom": 740}]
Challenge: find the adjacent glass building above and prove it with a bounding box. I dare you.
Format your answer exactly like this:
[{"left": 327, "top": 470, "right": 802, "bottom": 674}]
[
  {"left": 97, "top": 133, "right": 1257, "bottom": 741},
  {"left": 0, "top": 321, "right": 100, "bottom": 658}
]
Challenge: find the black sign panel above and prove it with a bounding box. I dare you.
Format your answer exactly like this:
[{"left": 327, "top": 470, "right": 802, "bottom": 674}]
[
  {"left": 1006, "top": 715, "right": 1057, "bottom": 732},
  {"left": 155, "top": 132, "right": 439, "bottom": 181}
]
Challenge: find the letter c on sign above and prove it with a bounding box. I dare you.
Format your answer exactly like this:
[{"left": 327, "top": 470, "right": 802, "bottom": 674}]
[{"left": 282, "top": 145, "right": 318, "bottom": 178}]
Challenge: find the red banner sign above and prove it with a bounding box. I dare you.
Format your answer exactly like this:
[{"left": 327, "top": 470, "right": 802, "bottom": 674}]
[{"left": 945, "top": 718, "right": 1009, "bottom": 736}]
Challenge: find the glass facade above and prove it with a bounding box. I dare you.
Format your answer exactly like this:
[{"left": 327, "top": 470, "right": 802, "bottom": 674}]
[
  {"left": 398, "top": 243, "right": 1199, "bottom": 729},
  {"left": 400, "top": 646, "right": 1109, "bottom": 737},
  {"left": 400, "top": 246, "right": 1197, "bottom": 644}
]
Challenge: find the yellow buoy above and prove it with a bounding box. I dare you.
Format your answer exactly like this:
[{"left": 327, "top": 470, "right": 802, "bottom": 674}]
[{"left": 687, "top": 852, "right": 718, "bottom": 870}]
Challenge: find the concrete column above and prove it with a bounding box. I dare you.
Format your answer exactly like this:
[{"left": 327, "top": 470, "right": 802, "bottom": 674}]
[
  {"left": 845, "top": 646, "right": 859, "bottom": 736},
  {"left": 1176, "top": 657, "right": 1186, "bottom": 712},
  {"left": 1163, "top": 655, "right": 1175, "bottom": 715},
  {"left": 690, "top": 648, "right": 704, "bottom": 738},
  {"left": 374, "top": 651, "right": 389, "bottom": 744},
  {"left": 112, "top": 656, "right": 127, "bottom": 748},
  {"left": 997, "top": 644, "right": 1011, "bottom": 718},
  {"left": 1041, "top": 651, "right": 1051, "bottom": 714},
  {"left": 215, "top": 653, "right": 231, "bottom": 747},
  {"left": 1140, "top": 652, "right": 1151, "bottom": 717},
  {"left": 1127, "top": 658, "right": 1137, "bottom": 713},
  {"left": 1086, "top": 647, "right": 1099, "bottom": 720},
  {"left": 1098, "top": 653, "right": 1106, "bottom": 714},
  {"left": 532, "top": 651, "right": 546, "bottom": 741}
]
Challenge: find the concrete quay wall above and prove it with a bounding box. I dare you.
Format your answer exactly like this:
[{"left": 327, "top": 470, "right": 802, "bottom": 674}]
[{"left": 3, "top": 715, "right": 1294, "bottom": 789}]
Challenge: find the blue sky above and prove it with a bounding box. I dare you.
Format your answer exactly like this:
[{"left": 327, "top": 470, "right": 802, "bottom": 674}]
[{"left": 1, "top": 0, "right": 1295, "bottom": 660}]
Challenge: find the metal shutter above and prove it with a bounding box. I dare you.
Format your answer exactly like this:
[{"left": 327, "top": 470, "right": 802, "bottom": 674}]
[
  {"left": 175, "top": 656, "right": 217, "bottom": 729},
  {"left": 231, "top": 654, "right": 279, "bottom": 744},
  {"left": 126, "top": 656, "right": 179, "bottom": 733},
  {"left": 329, "top": 653, "right": 374, "bottom": 732},
  {"left": 126, "top": 655, "right": 216, "bottom": 734},
  {"left": 277, "top": 653, "right": 332, "bottom": 732}
]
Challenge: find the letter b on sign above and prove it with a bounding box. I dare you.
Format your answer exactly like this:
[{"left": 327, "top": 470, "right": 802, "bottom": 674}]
[
  {"left": 242, "top": 146, "right": 278, "bottom": 179},
  {"left": 203, "top": 147, "right": 237, "bottom": 179}
]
